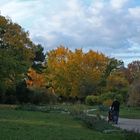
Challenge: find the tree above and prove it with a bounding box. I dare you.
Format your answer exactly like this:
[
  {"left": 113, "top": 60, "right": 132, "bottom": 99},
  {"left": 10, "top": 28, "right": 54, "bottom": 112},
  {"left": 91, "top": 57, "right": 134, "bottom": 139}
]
[
  {"left": 0, "top": 15, "right": 36, "bottom": 102},
  {"left": 126, "top": 61, "right": 140, "bottom": 84},
  {"left": 26, "top": 68, "right": 46, "bottom": 88},
  {"left": 45, "top": 46, "right": 109, "bottom": 98},
  {"left": 126, "top": 61, "right": 140, "bottom": 106},
  {"left": 128, "top": 78, "right": 140, "bottom": 106},
  {"left": 99, "top": 58, "right": 124, "bottom": 86},
  {"left": 106, "top": 70, "right": 128, "bottom": 90},
  {"left": 46, "top": 46, "right": 71, "bottom": 97},
  {"left": 32, "top": 44, "right": 46, "bottom": 73}
]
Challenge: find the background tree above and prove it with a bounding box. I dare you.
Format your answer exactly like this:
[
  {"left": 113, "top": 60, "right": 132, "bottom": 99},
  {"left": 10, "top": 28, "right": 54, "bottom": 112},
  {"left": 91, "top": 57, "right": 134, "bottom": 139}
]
[
  {"left": 99, "top": 58, "right": 124, "bottom": 91},
  {"left": 0, "top": 15, "right": 38, "bottom": 103},
  {"left": 46, "top": 46, "right": 71, "bottom": 97},
  {"left": 45, "top": 46, "right": 109, "bottom": 99},
  {"left": 106, "top": 70, "right": 129, "bottom": 102},
  {"left": 125, "top": 60, "right": 140, "bottom": 84},
  {"left": 32, "top": 44, "right": 46, "bottom": 73},
  {"left": 128, "top": 78, "right": 140, "bottom": 106},
  {"left": 125, "top": 61, "right": 140, "bottom": 106},
  {"left": 26, "top": 68, "right": 46, "bottom": 88}
]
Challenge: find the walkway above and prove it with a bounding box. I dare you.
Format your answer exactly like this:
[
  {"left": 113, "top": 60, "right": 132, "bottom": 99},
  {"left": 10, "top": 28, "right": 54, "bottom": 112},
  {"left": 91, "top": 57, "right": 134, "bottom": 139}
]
[
  {"left": 116, "top": 118, "right": 140, "bottom": 133},
  {"left": 86, "top": 109, "right": 140, "bottom": 133}
]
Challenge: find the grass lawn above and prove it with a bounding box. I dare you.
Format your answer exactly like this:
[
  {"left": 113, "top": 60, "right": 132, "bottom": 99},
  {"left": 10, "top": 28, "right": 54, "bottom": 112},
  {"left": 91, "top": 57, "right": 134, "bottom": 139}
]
[
  {"left": 119, "top": 106, "right": 140, "bottom": 119},
  {"left": 0, "top": 107, "right": 125, "bottom": 140}
]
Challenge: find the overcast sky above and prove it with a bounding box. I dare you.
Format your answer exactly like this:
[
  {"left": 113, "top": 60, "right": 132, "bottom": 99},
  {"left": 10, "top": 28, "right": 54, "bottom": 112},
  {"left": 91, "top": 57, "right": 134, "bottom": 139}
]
[{"left": 0, "top": 0, "right": 140, "bottom": 65}]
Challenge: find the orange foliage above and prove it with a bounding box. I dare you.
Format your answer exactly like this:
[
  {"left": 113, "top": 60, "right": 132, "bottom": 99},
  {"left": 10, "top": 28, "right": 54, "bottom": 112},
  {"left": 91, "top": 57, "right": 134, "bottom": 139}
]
[
  {"left": 46, "top": 46, "right": 109, "bottom": 97},
  {"left": 26, "top": 68, "right": 46, "bottom": 88}
]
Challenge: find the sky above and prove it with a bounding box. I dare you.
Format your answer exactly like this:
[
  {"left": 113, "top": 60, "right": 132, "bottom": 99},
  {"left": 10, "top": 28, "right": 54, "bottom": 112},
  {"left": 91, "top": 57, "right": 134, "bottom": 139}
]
[{"left": 0, "top": 0, "right": 140, "bottom": 66}]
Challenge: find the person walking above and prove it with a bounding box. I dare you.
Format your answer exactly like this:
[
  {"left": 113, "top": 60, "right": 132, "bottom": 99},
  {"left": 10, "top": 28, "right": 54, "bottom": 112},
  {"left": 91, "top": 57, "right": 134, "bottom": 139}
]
[{"left": 111, "top": 98, "right": 120, "bottom": 124}]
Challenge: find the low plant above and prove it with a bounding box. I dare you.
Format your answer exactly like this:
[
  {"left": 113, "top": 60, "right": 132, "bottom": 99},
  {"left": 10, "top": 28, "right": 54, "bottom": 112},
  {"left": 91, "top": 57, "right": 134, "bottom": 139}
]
[
  {"left": 103, "top": 99, "right": 113, "bottom": 107},
  {"left": 69, "top": 104, "right": 86, "bottom": 117},
  {"left": 85, "top": 95, "right": 101, "bottom": 105},
  {"left": 16, "top": 104, "right": 69, "bottom": 113},
  {"left": 69, "top": 104, "right": 117, "bottom": 132},
  {"left": 123, "top": 130, "right": 140, "bottom": 140}
]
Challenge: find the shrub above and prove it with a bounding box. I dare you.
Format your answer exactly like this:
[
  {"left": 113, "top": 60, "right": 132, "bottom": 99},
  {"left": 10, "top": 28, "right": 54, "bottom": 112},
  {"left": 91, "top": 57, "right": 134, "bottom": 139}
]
[
  {"left": 69, "top": 104, "right": 85, "bottom": 117},
  {"left": 103, "top": 99, "right": 113, "bottom": 107},
  {"left": 115, "top": 94, "right": 123, "bottom": 103},
  {"left": 70, "top": 110, "right": 116, "bottom": 132},
  {"left": 41, "top": 92, "right": 58, "bottom": 104},
  {"left": 29, "top": 89, "right": 58, "bottom": 105},
  {"left": 123, "top": 130, "right": 140, "bottom": 140},
  {"left": 16, "top": 104, "right": 69, "bottom": 113},
  {"left": 99, "top": 92, "right": 123, "bottom": 104},
  {"left": 85, "top": 95, "right": 101, "bottom": 105},
  {"left": 117, "top": 88, "right": 128, "bottom": 103},
  {"left": 16, "top": 81, "right": 31, "bottom": 103},
  {"left": 99, "top": 92, "right": 115, "bottom": 102},
  {"left": 98, "top": 104, "right": 109, "bottom": 111},
  {"left": 82, "top": 116, "right": 115, "bottom": 132},
  {"left": 29, "top": 91, "right": 42, "bottom": 104}
]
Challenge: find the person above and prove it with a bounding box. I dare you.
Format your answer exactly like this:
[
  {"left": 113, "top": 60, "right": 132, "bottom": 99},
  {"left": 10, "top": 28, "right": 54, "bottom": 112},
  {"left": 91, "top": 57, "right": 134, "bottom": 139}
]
[{"left": 111, "top": 98, "right": 120, "bottom": 124}]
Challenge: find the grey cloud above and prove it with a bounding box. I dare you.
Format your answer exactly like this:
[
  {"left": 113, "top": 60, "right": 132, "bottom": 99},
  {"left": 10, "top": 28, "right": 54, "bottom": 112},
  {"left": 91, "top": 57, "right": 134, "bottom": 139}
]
[{"left": 0, "top": 0, "right": 140, "bottom": 65}]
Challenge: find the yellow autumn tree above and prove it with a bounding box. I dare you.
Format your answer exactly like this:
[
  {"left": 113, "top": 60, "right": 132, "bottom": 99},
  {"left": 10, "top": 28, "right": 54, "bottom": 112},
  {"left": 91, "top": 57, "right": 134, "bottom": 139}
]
[
  {"left": 46, "top": 46, "right": 71, "bottom": 96},
  {"left": 45, "top": 46, "right": 109, "bottom": 98},
  {"left": 26, "top": 68, "right": 46, "bottom": 88}
]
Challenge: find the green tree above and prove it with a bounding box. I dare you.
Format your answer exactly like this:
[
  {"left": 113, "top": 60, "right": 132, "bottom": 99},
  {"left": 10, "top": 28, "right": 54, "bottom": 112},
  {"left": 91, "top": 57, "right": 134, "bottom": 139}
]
[
  {"left": 32, "top": 44, "right": 46, "bottom": 73},
  {"left": 0, "top": 15, "right": 36, "bottom": 102},
  {"left": 99, "top": 58, "right": 124, "bottom": 86}
]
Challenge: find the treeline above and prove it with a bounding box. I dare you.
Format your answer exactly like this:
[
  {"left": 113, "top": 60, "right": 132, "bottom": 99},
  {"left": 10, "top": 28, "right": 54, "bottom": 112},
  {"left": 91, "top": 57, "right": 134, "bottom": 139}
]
[
  {"left": 0, "top": 15, "right": 140, "bottom": 106},
  {"left": 0, "top": 15, "right": 45, "bottom": 104}
]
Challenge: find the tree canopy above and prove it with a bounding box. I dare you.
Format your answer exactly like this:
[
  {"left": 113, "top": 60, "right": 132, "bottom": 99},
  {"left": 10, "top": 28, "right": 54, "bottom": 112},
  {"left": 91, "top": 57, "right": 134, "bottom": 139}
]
[
  {"left": 0, "top": 15, "right": 139, "bottom": 106},
  {"left": 0, "top": 15, "right": 44, "bottom": 102}
]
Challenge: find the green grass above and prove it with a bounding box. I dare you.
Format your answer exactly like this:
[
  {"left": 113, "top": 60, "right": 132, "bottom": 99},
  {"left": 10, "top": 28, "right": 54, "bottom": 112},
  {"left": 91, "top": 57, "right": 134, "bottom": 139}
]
[
  {"left": 119, "top": 106, "right": 140, "bottom": 119},
  {"left": 0, "top": 108, "right": 125, "bottom": 140}
]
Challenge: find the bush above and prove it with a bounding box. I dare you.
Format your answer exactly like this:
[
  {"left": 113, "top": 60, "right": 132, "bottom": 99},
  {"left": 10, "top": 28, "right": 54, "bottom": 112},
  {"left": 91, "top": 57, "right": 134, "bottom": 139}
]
[
  {"left": 29, "top": 89, "right": 58, "bottom": 105},
  {"left": 82, "top": 116, "right": 115, "bottom": 132},
  {"left": 16, "top": 104, "right": 69, "bottom": 113},
  {"left": 29, "top": 91, "right": 43, "bottom": 104},
  {"left": 98, "top": 104, "right": 109, "bottom": 111},
  {"left": 103, "top": 99, "right": 113, "bottom": 107},
  {"left": 115, "top": 94, "right": 123, "bottom": 103},
  {"left": 69, "top": 104, "right": 86, "bottom": 117},
  {"left": 2, "top": 87, "right": 17, "bottom": 104},
  {"left": 123, "top": 130, "right": 140, "bottom": 140},
  {"left": 16, "top": 81, "right": 31, "bottom": 103},
  {"left": 70, "top": 109, "right": 116, "bottom": 132},
  {"left": 85, "top": 95, "right": 101, "bottom": 105},
  {"left": 117, "top": 88, "right": 128, "bottom": 103},
  {"left": 41, "top": 92, "right": 58, "bottom": 104},
  {"left": 99, "top": 92, "right": 115, "bottom": 102},
  {"left": 99, "top": 92, "right": 123, "bottom": 104}
]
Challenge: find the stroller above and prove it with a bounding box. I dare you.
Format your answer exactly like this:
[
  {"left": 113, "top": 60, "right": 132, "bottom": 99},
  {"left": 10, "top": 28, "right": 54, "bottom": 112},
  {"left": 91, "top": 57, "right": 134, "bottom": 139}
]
[{"left": 107, "top": 107, "right": 114, "bottom": 123}]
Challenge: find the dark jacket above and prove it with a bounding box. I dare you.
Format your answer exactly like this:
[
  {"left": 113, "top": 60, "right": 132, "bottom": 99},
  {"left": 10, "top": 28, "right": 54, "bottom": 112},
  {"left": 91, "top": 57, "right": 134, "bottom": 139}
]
[{"left": 111, "top": 100, "right": 120, "bottom": 111}]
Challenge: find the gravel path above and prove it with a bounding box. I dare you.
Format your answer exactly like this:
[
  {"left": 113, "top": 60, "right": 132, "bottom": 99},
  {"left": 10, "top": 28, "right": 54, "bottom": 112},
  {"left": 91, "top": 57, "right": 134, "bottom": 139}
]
[
  {"left": 86, "top": 109, "right": 140, "bottom": 133},
  {"left": 115, "top": 118, "right": 140, "bottom": 133}
]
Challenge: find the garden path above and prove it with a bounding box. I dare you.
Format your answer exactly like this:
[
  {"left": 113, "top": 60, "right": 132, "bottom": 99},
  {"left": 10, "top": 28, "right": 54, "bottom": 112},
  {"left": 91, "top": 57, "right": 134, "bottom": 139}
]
[
  {"left": 116, "top": 118, "right": 140, "bottom": 133},
  {"left": 86, "top": 109, "right": 140, "bottom": 133}
]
